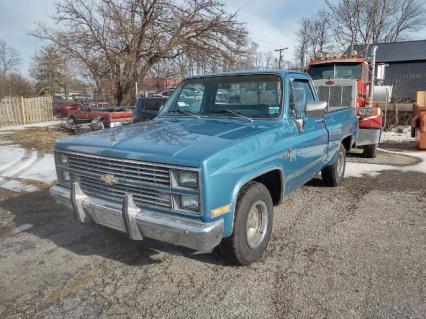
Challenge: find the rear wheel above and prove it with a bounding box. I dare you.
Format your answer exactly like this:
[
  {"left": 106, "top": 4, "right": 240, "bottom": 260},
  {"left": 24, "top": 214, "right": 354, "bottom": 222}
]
[
  {"left": 322, "top": 144, "right": 346, "bottom": 187},
  {"left": 363, "top": 143, "right": 377, "bottom": 158},
  {"left": 219, "top": 182, "right": 273, "bottom": 266},
  {"left": 69, "top": 116, "right": 78, "bottom": 125}
]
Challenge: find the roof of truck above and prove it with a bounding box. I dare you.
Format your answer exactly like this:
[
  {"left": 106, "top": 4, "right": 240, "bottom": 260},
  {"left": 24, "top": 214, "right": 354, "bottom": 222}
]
[{"left": 185, "top": 69, "right": 303, "bottom": 80}]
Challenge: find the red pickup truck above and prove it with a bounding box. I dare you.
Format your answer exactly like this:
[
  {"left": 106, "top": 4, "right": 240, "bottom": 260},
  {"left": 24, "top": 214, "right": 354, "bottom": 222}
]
[
  {"left": 53, "top": 100, "right": 81, "bottom": 117},
  {"left": 68, "top": 101, "right": 133, "bottom": 128}
]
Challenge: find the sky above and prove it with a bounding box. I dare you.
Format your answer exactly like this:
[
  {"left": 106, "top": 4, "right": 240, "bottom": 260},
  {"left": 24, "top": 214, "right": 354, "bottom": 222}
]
[
  {"left": 0, "top": 0, "right": 56, "bottom": 76},
  {"left": 0, "top": 0, "right": 425, "bottom": 78},
  {"left": 225, "top": 0, "right": 326, "bottom": 58}
]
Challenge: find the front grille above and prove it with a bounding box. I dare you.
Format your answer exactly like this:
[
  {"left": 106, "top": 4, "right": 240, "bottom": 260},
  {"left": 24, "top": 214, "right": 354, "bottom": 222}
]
[
  {"left": 65, "top": 152, "right": 172, "bottom": 209},
  {"left": 317, "top": 85, "right": 354, "bottom": 108}
]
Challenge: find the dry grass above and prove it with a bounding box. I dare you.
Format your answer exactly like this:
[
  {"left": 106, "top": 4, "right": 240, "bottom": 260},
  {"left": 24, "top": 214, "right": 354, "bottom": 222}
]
[{"left": 3, "top": 126, "right": 72, "bottom": 153}]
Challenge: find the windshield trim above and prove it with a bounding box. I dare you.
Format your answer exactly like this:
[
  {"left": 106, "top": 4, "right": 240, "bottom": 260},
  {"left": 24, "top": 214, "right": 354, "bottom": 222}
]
[{"left": 158, "top": 74, "right": 284, "bottom": 121}]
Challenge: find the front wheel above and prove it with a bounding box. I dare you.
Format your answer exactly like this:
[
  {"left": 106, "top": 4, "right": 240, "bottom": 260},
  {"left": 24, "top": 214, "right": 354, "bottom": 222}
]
[
  {"left": 322, "top": 144, "right": 346, "bottom": 187},
  {"left": 219, "top": 182, "right": 273, "bottom": 266}
]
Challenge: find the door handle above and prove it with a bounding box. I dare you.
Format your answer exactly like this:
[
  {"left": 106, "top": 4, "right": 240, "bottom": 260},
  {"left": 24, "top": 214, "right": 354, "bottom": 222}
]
[{"left": 315, "top": 119, "right": 325, "bottom": 124}]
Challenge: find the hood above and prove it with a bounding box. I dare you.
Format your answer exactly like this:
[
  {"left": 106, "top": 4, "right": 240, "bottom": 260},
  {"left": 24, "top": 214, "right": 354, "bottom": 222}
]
[{"left": 56, "top": 117, "right": 277, "bottom": 167}]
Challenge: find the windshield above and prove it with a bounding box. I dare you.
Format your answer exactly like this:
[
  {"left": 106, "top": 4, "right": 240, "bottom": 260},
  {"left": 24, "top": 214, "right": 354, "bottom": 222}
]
[
  {"left": 160, "top": 75, "right": 282, "bottom": 119},
  {"left": 309, "top": 63, "right": 361, "bottom": 80}
]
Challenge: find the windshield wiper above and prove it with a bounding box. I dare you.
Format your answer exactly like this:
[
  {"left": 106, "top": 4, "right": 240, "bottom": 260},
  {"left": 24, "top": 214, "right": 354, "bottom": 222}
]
[
  {"left": 222, "top": 108, "right": 254, "bottom": 123},
  {"left": 167, "top": 108, "right": 201, "bottom": 119}
]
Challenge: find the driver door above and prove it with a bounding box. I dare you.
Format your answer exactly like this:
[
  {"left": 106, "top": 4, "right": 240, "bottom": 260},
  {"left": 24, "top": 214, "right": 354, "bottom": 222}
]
[{"left": 285, "top": 75, "right": 329, "bottom": 191}]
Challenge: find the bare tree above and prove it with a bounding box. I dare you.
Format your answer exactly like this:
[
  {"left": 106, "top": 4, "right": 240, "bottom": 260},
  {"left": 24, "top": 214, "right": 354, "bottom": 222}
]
[
  {"left": 294, "top": 11, "right": 334, "bottom": 68},
  {"left": 0, "top": 73, "right": 34, "bottom": 98},
  {"left": 0, "top": 40, "right": 21, "bottom": 76},
  {"left": 33, "top": 0, "right": 248, "bottom": 106},
  {"left": 326, "top": 0, "right": 426, "bottom": 50},
  {"left": 309, "top": 10, "right": 334, "bottom": 56},
  {"left": 294, "top": 19, "right": 312, "bottom": 68}
]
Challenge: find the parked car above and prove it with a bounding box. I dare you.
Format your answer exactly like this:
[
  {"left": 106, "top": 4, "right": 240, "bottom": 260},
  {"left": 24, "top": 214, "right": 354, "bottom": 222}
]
[
  {"left": 50, "top": 70, "right": 358, "bottom": 265},
  {"left": 153, "top": 89, "right": 174, "bottom": 97},
  {"left": 53, "top": 100, "right": 81, "bottom": 118},
  {"left": 68, "top": 101, "right": 133, "bottom": 128},
  {"left": 133, "top": 97, "right": 168, "bottom": 122}
]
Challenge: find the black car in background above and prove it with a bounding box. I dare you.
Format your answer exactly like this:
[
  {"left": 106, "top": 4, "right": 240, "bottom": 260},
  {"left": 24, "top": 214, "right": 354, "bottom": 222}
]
[{"left": 133, "top": 97, "right": 168, "bottom": 122}]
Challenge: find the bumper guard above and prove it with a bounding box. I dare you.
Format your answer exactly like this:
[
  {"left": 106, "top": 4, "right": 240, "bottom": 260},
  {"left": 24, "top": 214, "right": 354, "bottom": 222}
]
[{"left": 50, "top": 182, "right": 224, "bottom": 252}]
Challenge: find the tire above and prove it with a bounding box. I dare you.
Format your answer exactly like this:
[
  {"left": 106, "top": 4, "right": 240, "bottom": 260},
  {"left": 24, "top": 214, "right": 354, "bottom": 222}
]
[
  {"left": 322, "top": 144, "right": 346, "bottom": 187},
  {"left": 363, "top": 143, "right": 377, "bottom": 158},
  {"left": 219, "top": 182, "right": 273, "bottom": 266},
  {"left": 70, "top": 116, "right": 78, "bottom": 125}
]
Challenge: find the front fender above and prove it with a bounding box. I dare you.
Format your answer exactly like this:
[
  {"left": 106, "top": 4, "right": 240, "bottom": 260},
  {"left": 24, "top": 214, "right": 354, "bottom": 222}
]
[{"left": 224, "top": 165, "right": 284, "bottom": 237}]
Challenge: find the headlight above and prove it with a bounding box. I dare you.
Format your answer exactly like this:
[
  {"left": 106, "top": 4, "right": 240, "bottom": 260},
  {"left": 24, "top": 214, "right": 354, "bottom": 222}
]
[
  {"left": 179, "top": 195, "right": 199, "bottom": 211},
  {"left": 174, "top": 170, "right": 198, "bottom": 188}
]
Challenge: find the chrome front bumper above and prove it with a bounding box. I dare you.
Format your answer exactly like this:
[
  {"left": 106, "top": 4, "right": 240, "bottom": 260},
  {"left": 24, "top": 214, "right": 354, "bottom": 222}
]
[{"left": 50, "top": 183, "right": 224, "bottom": 252}]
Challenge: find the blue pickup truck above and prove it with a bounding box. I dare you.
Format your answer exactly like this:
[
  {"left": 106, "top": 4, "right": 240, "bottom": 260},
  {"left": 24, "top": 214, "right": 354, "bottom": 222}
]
[{"left": 50, "top": 70, "right": 358, "bottom": 265}]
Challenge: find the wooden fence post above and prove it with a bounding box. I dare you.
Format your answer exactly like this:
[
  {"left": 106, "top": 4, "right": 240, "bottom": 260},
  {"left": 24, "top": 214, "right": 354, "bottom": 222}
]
[{"left": 20, "top": 96, "right": 26, "bottom": 125}]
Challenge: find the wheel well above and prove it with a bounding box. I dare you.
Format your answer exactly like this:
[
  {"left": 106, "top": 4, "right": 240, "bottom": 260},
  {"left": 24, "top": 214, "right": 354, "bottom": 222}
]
[
  {"left": 251, "top": 169, "right": 283, "bottom": 206},
  {"left": 342, "top": 136, "right": 352, "bottom": 151}
]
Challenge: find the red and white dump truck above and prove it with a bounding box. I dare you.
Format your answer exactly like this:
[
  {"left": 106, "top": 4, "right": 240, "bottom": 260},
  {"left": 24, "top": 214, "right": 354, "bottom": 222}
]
[{"left": 308, "top": 46, "right": 390, "bottom": 158}]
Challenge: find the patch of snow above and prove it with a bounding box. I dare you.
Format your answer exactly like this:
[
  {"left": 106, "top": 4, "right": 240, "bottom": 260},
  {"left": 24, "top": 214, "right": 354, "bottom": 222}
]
[
  {"left": 0, "top": 145, "right": 26, "bottom": 171},
  {"left": 346, "top": 149, "right": 426, "bottom": 178},
  {"left": 13, "top": 224, "right": 33, "bottom": 233},
  {"left": 0, "top": 142, "right": 56, "bottom": 192},
  {"left": 3, "top": 149, "right": 38, "bottom": 177},
  {"left": 0, "top": 120, "right": 64, "bottom": 131},
  {"left": 1, "top": 180, "right": 39, "bottom": 192},
  {"left": 345, "top": 162, "right": 394, "bottom": 178},
  {"left": 19, "top": 154, "right": 57, "bottom": 182},
  {"left": 381, "top": 126, "right": 415, "bottom": 143}
]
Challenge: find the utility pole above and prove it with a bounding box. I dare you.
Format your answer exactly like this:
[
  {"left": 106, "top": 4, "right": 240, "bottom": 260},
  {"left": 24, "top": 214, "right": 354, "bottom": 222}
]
[{"left": 274, "top": 47, "right": 288, "bottom": 69}]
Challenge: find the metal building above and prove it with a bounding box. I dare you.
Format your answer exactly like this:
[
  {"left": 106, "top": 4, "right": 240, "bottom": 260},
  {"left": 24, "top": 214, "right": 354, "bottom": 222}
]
[{"left": 352, "top": 40, "right": 426, "bottom": 102}]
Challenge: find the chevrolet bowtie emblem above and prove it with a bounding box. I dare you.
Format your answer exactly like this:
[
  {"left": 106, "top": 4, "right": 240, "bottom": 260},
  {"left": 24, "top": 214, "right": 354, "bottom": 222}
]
[{"left": 100, "top": 174, "right": 118, "bottom": 186}]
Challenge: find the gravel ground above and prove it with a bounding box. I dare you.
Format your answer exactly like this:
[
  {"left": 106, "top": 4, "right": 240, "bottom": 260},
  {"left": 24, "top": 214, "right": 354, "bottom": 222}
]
[{"left": 0, "top": 151, "right": 425, "bottom": 318}]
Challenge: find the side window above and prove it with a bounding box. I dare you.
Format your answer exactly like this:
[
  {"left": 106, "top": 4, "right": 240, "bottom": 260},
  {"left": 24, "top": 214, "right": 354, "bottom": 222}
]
[
  {"left": 144, "top": 100, "right": 164, "bottom": 111},
  {"left": 80, "top": 103, "right": 88, "bottom": 111},
  {"left": 289, "top": 79, "right": 315, "bottom": 117}
]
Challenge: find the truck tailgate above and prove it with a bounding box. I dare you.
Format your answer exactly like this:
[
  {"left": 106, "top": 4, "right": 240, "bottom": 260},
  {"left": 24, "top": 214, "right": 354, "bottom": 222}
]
[{"left": 109, "top": 111, "right": 133, "bottom": 120}]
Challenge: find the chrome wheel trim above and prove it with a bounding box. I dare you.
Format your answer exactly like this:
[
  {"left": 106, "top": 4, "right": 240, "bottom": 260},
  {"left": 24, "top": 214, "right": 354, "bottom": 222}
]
[
  {"left": 336, "top": 150, "right": 345, "bottom": 178},
  {"left": 246, "top": 200, "right": 268, "bottom": 249}
]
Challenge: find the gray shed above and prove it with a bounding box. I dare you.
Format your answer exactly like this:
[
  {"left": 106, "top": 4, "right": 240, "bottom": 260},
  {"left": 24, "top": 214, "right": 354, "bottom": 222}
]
[{"left": 351, "top": 40, "right": 426, "bottom": 102}]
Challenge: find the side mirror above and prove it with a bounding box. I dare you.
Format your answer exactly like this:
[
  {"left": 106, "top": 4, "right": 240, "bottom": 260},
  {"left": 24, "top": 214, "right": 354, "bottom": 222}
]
[{"left": 306, "top": 101, "right": 327, "bottom": 117}]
